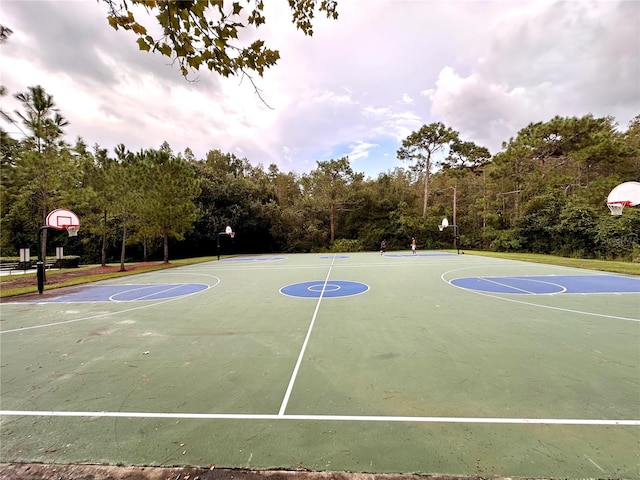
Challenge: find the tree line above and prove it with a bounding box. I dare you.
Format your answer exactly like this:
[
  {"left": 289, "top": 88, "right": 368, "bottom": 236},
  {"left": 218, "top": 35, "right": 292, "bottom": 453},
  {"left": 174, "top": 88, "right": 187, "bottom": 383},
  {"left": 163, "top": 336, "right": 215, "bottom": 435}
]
[{"left": 1, "top": 85, "right": 639, "bottom": 267}]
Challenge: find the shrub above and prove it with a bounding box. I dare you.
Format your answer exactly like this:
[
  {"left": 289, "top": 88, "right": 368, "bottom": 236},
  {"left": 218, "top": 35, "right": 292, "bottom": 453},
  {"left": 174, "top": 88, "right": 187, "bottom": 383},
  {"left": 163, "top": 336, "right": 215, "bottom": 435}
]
[
  {"left": 54, "top": 256, "right": 81, "bottom": 268},
  {"left": 330, "top": 239, "right": 363, "bottom": 252},
  {"left": 488, "top": 230, "right": 523, "bottom": 252}
]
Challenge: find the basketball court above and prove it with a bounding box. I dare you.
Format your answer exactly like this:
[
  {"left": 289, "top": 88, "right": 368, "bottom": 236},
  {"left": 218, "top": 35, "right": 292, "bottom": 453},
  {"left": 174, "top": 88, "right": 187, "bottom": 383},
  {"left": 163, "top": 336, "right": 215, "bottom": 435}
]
[{"left": 1, "top": 251, "right": 638, "bottom": 479}]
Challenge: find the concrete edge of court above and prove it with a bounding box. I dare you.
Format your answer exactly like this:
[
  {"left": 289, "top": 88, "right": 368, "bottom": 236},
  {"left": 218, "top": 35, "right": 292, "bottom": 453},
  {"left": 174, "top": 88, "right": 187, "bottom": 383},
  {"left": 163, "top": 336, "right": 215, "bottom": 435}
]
[{"left": 0, "top": 463, "right": 547, "bottom": 480}]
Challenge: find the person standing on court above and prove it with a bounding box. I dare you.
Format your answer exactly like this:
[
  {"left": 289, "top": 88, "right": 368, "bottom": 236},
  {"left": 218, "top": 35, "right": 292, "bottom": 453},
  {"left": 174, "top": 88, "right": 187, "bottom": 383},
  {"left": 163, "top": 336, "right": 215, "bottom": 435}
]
[
  {"left": 380, "top": 239, "right": 386, "bottom": 255},
  {"left": 411, "top": 237, "right": 417, "bottom": 255}
]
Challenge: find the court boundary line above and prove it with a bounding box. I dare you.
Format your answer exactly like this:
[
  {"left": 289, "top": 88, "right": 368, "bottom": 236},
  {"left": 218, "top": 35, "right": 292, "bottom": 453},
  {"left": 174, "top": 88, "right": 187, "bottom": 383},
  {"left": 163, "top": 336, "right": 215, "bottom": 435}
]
[
  {"left": 1, "top": 410, "right": 637, "bottom": 426},
  {"left": 457, "top": 287, "right": 640, "bottom": 322},
  {"left": 0, "top": 275, "right": 221, "bottom": 334},
  {"left": 278, "top": 256, "right": 336, "bottom": 415},
  {"left": 442, "top": 268, "right": 640, "bottom": 322}
]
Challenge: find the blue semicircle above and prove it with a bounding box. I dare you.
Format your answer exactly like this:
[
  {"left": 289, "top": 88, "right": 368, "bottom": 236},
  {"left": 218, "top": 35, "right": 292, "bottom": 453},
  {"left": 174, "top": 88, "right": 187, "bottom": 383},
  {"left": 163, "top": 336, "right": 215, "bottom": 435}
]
[{"left": 280, "top": 280, "right": 369, "bottom": 299}]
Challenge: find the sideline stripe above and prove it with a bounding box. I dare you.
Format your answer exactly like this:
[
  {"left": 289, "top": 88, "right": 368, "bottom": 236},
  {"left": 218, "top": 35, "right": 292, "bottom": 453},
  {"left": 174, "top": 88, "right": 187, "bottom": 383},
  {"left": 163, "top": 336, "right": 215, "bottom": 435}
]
[
  {"left": 442, "top": 268, "right": 640, "bottom": 322},
  {"left": 1, "top": 410, "right": 637, "bottom": 426},
  {"left": 278, "top": 256, "right": 335, "bottom": 415},
  {"left": 0, "top": 274, "right": 220, "bottom": 334}
]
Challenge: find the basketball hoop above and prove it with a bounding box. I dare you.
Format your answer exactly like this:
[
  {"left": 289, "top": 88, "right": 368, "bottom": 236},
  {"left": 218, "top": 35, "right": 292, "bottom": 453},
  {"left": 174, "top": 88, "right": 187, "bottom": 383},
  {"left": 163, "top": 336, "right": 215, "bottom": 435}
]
[
  {"left": 438, "top": 224, "right": 445, "bottom": 231},
  {"left": 46, "top": 208, "right": 80, "bottom": 231},
  {"left": 229, "top": 231, "right": 235, "bottom": 239},
  {"left": 607, "top": 182, "right": 640, "bottom": 216},
  {"left": 66, "top": 225, "right": 79, "bottom": 237},
  {"left": 607, "top": 202, "right": 628, "bottom": 216}
]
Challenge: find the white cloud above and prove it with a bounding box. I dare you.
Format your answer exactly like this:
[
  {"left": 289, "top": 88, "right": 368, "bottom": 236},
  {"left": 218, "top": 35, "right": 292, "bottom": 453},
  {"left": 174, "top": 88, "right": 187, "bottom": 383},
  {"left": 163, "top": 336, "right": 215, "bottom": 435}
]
[
  {"left": 425, "top": 67, "right": 554, "bottom": 152},
  {"left": 421, "top": 1, "right": 639, "bottom": 152},
  {"left": 1, "top": 0, "right": 637, "bottom": 177},
  {"left": 347, "top": 141, "right": 378, "bottom": 162}
]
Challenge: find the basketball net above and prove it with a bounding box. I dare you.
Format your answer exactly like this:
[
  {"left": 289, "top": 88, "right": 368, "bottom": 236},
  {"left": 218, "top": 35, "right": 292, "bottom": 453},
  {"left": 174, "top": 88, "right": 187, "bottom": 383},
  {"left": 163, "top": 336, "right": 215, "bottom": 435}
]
[
  {"left": 229, "top": 231, "right": 235, "bottom": 239},
  {"left": 66, "top": 225, "right": 79, "bottom": 237},
  {"left": 607, "top": 201, "right": 629, "bottom": 216},
  {"left": 438, "top": 224, "right": 445, "bottom": 231}
]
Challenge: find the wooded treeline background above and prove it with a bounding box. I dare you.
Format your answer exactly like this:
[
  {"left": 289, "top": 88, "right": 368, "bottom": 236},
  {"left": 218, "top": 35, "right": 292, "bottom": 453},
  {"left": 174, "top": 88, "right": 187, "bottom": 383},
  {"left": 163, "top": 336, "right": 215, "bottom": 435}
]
[{"left": 1, "top": 85, "right": 639, "bottom": 265}]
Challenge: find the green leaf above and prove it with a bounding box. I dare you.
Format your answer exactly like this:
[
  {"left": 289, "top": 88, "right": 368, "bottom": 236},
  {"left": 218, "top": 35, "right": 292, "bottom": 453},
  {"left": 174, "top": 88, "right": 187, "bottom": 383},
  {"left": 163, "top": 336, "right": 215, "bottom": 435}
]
[
  {"left": 159, "top": 43, "right": 172, "bottom": 56},
  {"left": 136, "top": 38, "right": 151, "bottom": 52}
]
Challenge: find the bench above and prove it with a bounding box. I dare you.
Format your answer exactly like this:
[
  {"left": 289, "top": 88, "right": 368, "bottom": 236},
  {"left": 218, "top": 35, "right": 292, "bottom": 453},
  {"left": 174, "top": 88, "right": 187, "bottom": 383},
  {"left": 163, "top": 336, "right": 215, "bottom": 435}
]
[{"left": 0, "top": 261, "right": 56, "bottom": 272}]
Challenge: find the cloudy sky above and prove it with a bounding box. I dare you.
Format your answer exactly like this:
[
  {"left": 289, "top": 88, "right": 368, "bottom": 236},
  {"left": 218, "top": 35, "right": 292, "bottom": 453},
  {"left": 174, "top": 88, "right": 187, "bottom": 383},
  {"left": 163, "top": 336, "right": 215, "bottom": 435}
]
[{"left": 1, "top": 0, "right": 639, "bottom": 178}]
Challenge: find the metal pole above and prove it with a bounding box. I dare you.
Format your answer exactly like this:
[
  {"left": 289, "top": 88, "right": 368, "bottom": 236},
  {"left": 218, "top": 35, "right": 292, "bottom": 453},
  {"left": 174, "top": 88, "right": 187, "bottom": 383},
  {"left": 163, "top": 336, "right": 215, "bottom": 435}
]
[
  {"left": 453, "top": 182, "right": 459, "bottom": 254},
  {"left": 217, "top": 231, "right": 226, "bottom": 261},
  {"left": 217, "top": 227, "right": 236, "bottom": 260},
  {"left": 36, "top": 226, "right": 48, "bottom": 294}
]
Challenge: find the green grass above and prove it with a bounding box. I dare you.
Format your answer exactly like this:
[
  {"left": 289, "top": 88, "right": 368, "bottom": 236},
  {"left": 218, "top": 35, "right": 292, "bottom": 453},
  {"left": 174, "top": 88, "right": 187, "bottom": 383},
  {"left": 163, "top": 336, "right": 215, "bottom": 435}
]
[{"left": 466, "top": 250, "right": 640, "bottom": 276}]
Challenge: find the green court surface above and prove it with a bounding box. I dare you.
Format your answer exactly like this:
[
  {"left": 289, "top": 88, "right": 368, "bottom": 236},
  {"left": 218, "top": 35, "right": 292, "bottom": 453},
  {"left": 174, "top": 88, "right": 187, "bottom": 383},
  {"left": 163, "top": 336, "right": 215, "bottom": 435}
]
[{"left": 1, "top": 252, "right": 638, "bottom": 479}]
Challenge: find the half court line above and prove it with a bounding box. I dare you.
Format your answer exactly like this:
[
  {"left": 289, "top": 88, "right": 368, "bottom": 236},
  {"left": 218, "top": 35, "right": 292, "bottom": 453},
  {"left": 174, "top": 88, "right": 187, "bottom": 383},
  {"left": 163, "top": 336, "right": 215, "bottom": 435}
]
[
  {"left": 1, "top": 410, "right": 638, "bottom": 426},
  {"left": 278, "top": 255, "right": 336, "bottom": 415}
]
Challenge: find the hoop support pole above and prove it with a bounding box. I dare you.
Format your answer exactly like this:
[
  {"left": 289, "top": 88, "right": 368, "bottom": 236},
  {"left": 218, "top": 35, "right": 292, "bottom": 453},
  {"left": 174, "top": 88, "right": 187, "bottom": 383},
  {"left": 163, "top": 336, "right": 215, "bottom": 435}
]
[
  {"left": 217, "top": 230, "right": 235, "bottom": 260},
  {"left": 36, "top": 226, "right": 48, "bottom": 294}
]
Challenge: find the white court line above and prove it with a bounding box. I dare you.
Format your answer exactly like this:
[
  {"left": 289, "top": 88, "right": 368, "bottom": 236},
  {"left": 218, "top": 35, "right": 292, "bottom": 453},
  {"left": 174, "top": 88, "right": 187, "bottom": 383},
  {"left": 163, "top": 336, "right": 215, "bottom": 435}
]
[
  {"left": 477, "top": 276, "right": 568, "bottom": 295},
  {"left": 462, "top": 287, "right": 639, "bottom": 322},
  {"left": 278, "top": 255, "right": 335, "bottom": 415},
  {"left": 110, "top": 283, "right": 192, "bottom": 302},
  {"left": 477, "top": 277, "right": 537, "bottom": 294},
  {"left": 0, "top": 410, "right": 637, "bottom": 426},
  {"left": 442, "top": 267, "right": 640, "bottom": 322},
  {"left": 0, "top": 275, "right": 220, "bottom": 334}
]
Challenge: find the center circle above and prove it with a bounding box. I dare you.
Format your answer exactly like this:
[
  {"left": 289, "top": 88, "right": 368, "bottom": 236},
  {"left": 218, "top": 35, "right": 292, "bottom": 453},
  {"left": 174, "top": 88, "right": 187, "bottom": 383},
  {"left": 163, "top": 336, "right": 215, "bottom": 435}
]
[
  {"left": 309, "top": 283, "right": 341, "bottom": 292},
  {"left": 280, "top": 280, "right": 369, "bottom": 299}
]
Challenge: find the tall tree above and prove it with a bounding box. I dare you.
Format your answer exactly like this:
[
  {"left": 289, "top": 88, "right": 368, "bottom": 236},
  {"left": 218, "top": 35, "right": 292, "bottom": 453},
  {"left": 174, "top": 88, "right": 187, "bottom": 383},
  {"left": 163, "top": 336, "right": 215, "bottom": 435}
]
[
  {"left": 138, "top": 148, "right": 201, "bottom": 263},
  {"left": 0, "top": 25, "right": 14, "bottom": 137},
  {"left": 110, "top": 148, "right": 142, "bottom": 271},
  {"left": 493, "top": 115, "right": 635, "bottom": 220},
  {"left": 73, "top": 144, "right": 109, "bottom": 266},
  {"left": 443, "top": 139, "right": 491, "bottom": 228},
  {"left": 397, "top": 123, "right": 459, "bottom": 217},
  {"left": 14, "top": 86, "right": 69, "bottom": 156},
  {"left": 302, "top": 157, "right": 363, "bottom": 244},
  {"left": 264, "top": 165, "right": 303, "bottom": 251},
  {"left": 11, "top": 86, "right": 72, "bottom": 275}
]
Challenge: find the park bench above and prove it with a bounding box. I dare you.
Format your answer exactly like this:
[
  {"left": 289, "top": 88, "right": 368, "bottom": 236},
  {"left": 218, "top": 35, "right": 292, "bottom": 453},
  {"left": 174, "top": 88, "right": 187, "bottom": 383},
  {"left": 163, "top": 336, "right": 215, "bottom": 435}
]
[{"left": 0, "top": 260, "right": 56, "bottom": 272}]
